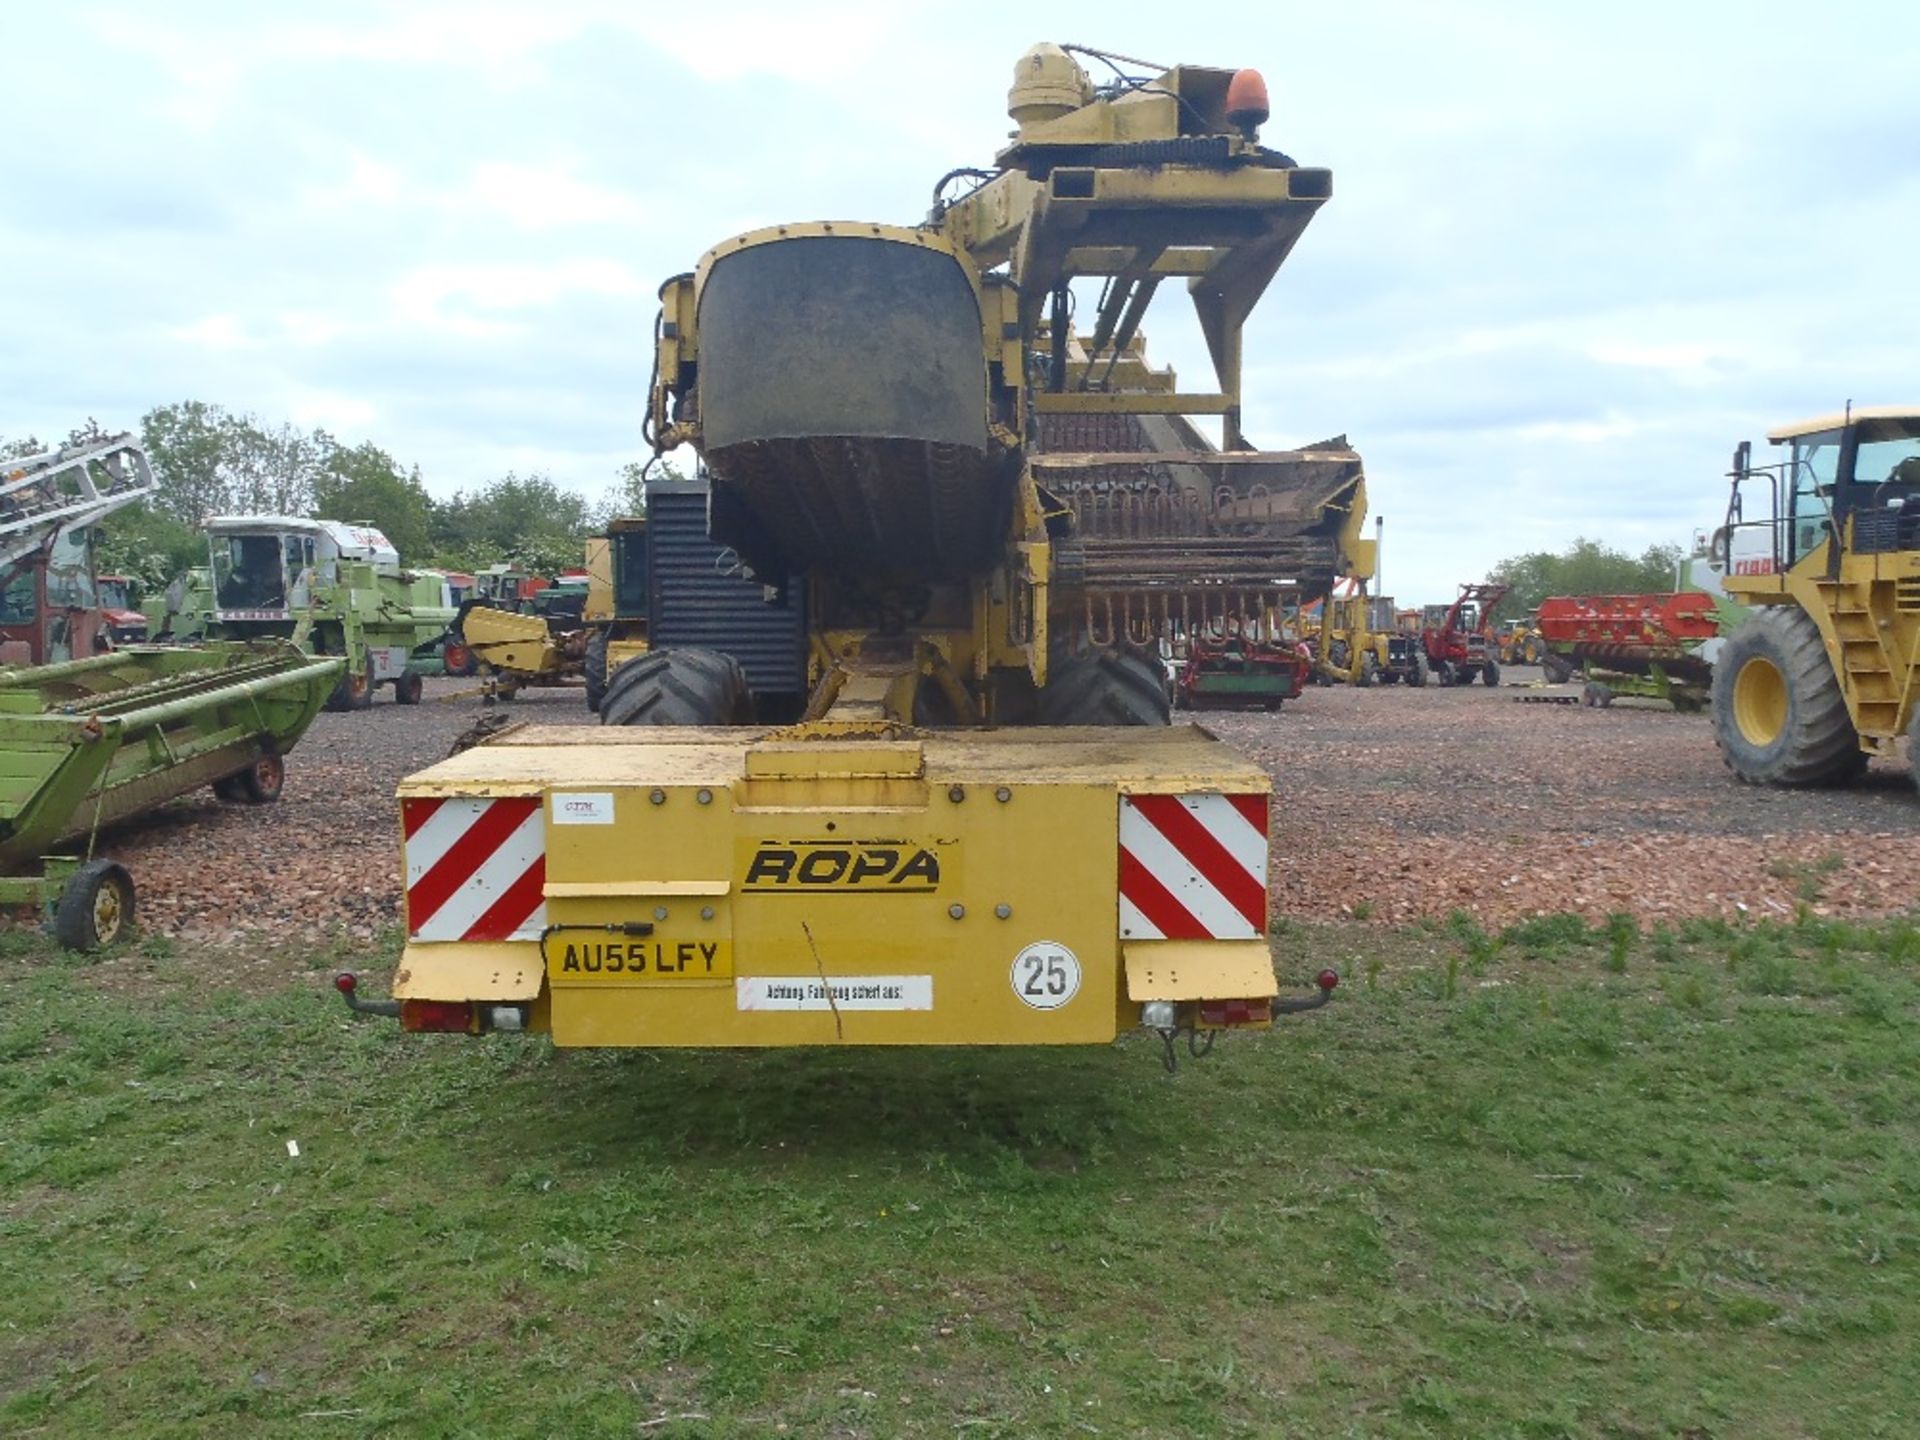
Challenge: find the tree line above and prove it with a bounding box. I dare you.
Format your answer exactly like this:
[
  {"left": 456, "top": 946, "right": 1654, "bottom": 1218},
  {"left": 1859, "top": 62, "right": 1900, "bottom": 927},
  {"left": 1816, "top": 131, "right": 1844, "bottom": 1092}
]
[
  {"left": 2, "top": 405, "right": 657, "bottom": 590},
  {"left": 1486, "top": 537, "right": 1686, "bottom": 617}
]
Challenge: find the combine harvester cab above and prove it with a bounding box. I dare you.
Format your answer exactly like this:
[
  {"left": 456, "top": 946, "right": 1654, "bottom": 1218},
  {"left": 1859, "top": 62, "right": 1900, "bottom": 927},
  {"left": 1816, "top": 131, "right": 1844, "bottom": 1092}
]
[
  {"left": 195, "top": 516, "right": 453, "bottom": 709},
  {"left": 0, "top": 640, "right": 341, "bottom": 949},
  {"left": 342, "top": 44, "right": 1356, "bottom": 1064}
]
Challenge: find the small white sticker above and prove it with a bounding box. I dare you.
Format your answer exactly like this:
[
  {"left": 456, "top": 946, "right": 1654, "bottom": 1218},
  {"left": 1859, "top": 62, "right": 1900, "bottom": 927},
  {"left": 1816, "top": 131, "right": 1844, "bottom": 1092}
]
[
  {"left": 551, "top": 792, "right": 615, "bottom": 825},
  {"left": 736, "top": 976, "right": 933, "bottom": 1011},
  {"left": 1011, "top": 941, "right": 1082, "bottom": 1010}
]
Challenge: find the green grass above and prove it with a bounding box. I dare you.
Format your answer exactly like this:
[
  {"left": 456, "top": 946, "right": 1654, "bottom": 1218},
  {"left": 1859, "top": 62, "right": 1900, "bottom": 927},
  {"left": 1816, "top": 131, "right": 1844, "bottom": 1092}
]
[{"left": 4, "top": 919, "right": 1920, "bottom": 1438}]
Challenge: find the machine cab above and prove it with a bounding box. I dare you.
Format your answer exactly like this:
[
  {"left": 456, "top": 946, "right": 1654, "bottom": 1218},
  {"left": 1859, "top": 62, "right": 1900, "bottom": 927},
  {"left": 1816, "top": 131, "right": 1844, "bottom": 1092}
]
[
  {"left": 1725, "top": 407, "right": 1920, "bottom": 579},
  {"left": 207, "top": 517, "right": 400, "bottom": 621}
]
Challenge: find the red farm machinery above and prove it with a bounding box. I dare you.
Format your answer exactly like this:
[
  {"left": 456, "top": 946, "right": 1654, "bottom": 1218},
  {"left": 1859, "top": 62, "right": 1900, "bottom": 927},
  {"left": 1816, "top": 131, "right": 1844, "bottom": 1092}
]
[{"left": 1536, "top": 592, "right": 1719, "bottom": 710}]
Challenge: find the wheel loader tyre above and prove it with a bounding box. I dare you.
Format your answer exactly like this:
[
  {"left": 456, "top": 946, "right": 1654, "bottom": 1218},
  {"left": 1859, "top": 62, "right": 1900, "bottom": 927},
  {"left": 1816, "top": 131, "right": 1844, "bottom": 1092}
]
[
  {"left": 584, "top": 630, "right": 610, "bottom": 714},
  {"left": 394, "top": 672, "right": 424, "bottom": 706},
  {"left": 600, "top": 648, "right": 752, "bottom": 727},
  {"left": 1357, "top": 653, "right": 1379, "bottom": 688},
  {"left": 1711, "top": 608, "right": 1861, "bottom": 786},
  {"left": 1483, "top": 659, "right": 1501, "bottom": 688},
  {"left": 241, "top": 751, "right": 285, "bottom": 804},
  {"left": 53, "top": 859, "right": 135, "bottom": 952},
  {"left": 1036, "top": 647, "right": 1172, "bottom": 727}
]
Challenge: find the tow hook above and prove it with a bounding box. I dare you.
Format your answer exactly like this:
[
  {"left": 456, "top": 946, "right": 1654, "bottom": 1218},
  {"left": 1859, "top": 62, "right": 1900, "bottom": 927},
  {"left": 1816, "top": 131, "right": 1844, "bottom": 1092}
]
[
  {"left": 334, "top": 971, "right": 399, "bottom": 1018},
  {"left": 1148, "top": 969, "right": 1340, "bottom": 1073},
  {"left": 1276, "top": 968, "right": 1341, "bottom": 1015}
]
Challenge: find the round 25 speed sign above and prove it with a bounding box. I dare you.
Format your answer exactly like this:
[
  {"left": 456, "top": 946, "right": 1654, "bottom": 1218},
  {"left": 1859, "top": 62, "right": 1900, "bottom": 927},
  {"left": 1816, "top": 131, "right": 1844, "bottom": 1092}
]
[{"left": 1010, "top": 941, "right": 1082, "bottom": 1010}]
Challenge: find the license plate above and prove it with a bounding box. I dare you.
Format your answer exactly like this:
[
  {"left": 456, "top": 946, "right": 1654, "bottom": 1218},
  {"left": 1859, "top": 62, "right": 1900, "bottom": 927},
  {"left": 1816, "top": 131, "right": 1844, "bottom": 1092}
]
[{"left": 547, "top": 934, "right": 732, "bottom": 981}]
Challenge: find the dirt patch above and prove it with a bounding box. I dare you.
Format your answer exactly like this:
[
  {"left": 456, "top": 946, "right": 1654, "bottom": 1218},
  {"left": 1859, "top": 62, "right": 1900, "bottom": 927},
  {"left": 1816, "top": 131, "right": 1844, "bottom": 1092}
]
[{"left": 1204, "top": 670, "right": 1920, "bottom": 925}]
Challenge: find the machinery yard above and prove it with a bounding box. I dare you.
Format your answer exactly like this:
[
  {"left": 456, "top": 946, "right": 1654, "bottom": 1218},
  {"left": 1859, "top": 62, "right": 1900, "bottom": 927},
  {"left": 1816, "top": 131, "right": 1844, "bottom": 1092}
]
[{"left": 4, "top": 12, "right": 1917, "bottom": 1439}]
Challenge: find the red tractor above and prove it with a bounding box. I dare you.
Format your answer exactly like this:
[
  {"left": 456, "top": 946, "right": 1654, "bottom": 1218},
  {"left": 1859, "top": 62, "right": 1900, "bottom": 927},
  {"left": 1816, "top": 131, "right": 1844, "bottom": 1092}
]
[{"left": 1422, "top": 582, "right": 1509, "bottom": 687}]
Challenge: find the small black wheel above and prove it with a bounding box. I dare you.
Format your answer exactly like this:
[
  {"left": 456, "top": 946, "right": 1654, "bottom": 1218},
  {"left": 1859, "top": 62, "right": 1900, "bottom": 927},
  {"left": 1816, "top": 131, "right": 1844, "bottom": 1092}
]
[
  {"left": 442, "top": 640, "right": 478, "bottom": 678},
  {"left": 328, "top": 669, "right": 373, "bottom": 712},
  {"left": 1483, "top": 659, "right": 1501, "bottom": 688},
  {"left": 53, "top": 859, "right": 136, "bottom": 951},
  {"left": 241, "top": 751, "right": 285, "bottom": 804},
  {"left": 394, "top": 672, "right": 424, "bottom": 706},
  {"left": 584, "top": 630, "right": 610, "bottom": 714},
  {"left": 212, "top": 775, "right": 245, "bottom": 802}
]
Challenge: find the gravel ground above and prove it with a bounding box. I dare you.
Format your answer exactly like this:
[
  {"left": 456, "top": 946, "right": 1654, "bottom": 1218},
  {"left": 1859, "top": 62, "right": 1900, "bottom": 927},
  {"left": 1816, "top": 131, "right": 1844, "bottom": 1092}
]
[
  {"left": 1205, "top": 669, "right": 1920, "bottom": 926},
  {"left": 61, "top": 669, "right": 1920, "bottom": 947}
]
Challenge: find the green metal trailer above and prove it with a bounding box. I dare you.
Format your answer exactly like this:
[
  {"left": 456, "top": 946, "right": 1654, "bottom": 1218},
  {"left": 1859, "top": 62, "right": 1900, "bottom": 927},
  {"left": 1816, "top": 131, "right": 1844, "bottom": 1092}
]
[{"left": 0, "top": 641, "right": 342, "bottom": 949}]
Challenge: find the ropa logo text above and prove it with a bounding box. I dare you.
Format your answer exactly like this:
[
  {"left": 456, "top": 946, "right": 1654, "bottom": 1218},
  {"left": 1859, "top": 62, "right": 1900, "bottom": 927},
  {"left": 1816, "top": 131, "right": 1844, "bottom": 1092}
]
[{"left": 743, "top": 842, "right": 941, "bottom": 892}]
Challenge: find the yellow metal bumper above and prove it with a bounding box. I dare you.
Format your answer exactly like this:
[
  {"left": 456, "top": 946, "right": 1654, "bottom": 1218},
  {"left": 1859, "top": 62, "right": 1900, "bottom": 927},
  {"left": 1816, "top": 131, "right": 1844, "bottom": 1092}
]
[{"left": 394, "top": 725, "right": 1277, "bottom": 1048}]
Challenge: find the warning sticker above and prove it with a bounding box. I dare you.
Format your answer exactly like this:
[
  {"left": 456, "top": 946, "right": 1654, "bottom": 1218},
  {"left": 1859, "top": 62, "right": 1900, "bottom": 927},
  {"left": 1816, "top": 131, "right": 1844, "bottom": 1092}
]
[{"left": 736, "top": 975, "right": 933, "bottom": 1012}]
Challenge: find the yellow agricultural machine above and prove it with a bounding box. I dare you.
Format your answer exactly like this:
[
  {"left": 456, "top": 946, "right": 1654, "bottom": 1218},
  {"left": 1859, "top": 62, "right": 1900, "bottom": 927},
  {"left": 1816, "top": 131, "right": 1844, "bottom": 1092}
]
[
  {"left": 581, "top": 518, "right": 650, "bottom": 712},
  {"left": 1713, "top": 406, "right": 1920, "bottom": 786},
  {"left": 341, "top": 43, "right": 1359, "bottom": 1063}
]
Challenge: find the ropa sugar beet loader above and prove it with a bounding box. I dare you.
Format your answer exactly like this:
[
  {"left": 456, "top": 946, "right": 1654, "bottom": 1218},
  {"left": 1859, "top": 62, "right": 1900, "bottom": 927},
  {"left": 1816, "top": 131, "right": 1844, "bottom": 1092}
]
[{"left": 339, "top": 44, "right": 1358, "bottom": 1064}]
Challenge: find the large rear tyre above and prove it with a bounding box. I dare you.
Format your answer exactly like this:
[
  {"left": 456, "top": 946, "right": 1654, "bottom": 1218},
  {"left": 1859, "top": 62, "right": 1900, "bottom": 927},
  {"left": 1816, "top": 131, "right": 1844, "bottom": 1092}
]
[
  {"left": 1037, "top": 647, "right": 1171, "bottom": 726},
  {"left": 1711, "top": 608, "right": 1860, "bottom": 786},
  {"left": 53, "top": 859, "right": 135, "bottom": 952},
  {"left": 584, "top": 630, "right": 610, "bottom": 714},
  {"left": 600, "top": 648, "right": 752, "bottom": 727}
]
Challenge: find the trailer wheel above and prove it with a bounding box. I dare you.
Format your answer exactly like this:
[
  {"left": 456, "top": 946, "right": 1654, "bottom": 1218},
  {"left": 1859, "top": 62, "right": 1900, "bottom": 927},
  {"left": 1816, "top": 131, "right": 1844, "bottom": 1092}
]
[
  {"left": 601, "top": 648, "right": 753, "bottom": 726},
  {"left": 394, "top": 672, "right": 424, "bottom": 706},
  {"left": 1540, "top": 652, "right": 1576, "bottom": 684},
  {"left": 212, "top": 776, "right": 245, "bottom": 802},
  {"left": 53, "top": 860, "right": 135, "bottom": 952},
  {"left": 1483, "top": 659, "right": 1501, "bottom": 688},
  {"left": 241, "top": 751, "right": 285, "bottom": 803},
  {"left": 1712, "top": 608, "right": 1860, "bottom": 786},
  {"left": 584, "top": 630, "right": 610, "bottom": 714},
  {"left": 328, "top": 669, "right": 373, "bottom": 712},
  {"left": 1037, "top": 647, "right": 1171, "bottom": 726}
]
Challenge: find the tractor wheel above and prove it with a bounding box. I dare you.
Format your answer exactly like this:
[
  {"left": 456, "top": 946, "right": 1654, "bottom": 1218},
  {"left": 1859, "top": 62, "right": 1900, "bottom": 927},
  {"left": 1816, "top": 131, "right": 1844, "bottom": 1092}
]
[
  {"left": 584, "top": 630, "right": 610, "bottom": 714},
  {"left": 53, "top": 859, "right": 135, "bottom": 952},
  {"left": 1483, "top": 659, "right": 1501, "bottom": 688},
  {"left": 1357, "top": 652, "right": 1379, "bottom": 688},
  {"left": 394, "top": 672, "right": 424, "bottom": 706},
  {"left": 240, "top": 751, "right": 285, "bottom": 804},
  {"left": 1037, "top": 647, "right": 1171, "bottom": 727},
  {"left": 600, "top": 648, "right": 752, "bottom": 727},
  {"left": 1433, "top": 660, "right": 1455, "bottom": 687},
  {"left": 1711, "top": 608, "right": 1860, "bottom": 786},
  {"left": 443, "top": 640, "right": 477, "bottom": 678},
  {"left": 1409, "top": 652, "right": 1429, "bottom": 688}
]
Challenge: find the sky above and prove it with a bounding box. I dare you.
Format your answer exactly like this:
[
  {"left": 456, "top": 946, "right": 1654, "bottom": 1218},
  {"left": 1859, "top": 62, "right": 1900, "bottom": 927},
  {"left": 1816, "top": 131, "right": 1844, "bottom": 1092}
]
[{"left": 1, "top": 1, "right": 1915, "bottom": 604}]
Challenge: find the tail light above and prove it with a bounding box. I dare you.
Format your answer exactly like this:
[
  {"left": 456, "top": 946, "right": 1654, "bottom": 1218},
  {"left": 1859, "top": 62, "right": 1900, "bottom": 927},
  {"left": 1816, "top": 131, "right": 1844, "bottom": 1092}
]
[
  {"left": 1197, "top": 999, "right": 1272, "bottom": 1029},
  {"left": 401, "top": 999, "right": 478, "bottom": 1034}
]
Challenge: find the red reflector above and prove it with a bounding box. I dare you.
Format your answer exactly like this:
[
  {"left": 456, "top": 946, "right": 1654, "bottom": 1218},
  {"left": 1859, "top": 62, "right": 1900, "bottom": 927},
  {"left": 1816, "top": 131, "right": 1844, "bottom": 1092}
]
[
  {"left": 1197, "top": 999, "right": 1271, "bottom": 1029},
  {"left": 1316, "top": 968, "right": 1340, "bottom": 992},
  {"left": 401, "top": 999, "right": 476, "bottom": 1033}
]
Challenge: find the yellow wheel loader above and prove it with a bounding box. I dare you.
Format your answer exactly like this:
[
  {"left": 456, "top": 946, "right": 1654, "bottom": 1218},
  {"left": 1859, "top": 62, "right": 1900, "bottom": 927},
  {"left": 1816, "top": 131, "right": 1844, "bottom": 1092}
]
[
  {"left": 341, "top": 44, "right": 1364, "bottom": 1062},
  {"left": 1713, "top": 407, "right": 1920, "bottom": 787}
]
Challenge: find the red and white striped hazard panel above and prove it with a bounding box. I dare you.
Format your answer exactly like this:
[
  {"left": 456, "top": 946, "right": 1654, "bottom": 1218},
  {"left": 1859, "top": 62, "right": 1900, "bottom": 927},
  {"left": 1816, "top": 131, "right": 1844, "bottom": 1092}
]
[
  {"left": 1118, "top": 793, "right": 1269, "bottom": 941},
  {"left": 402, "top": 796, "right": 547, "bottom": 943}
]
